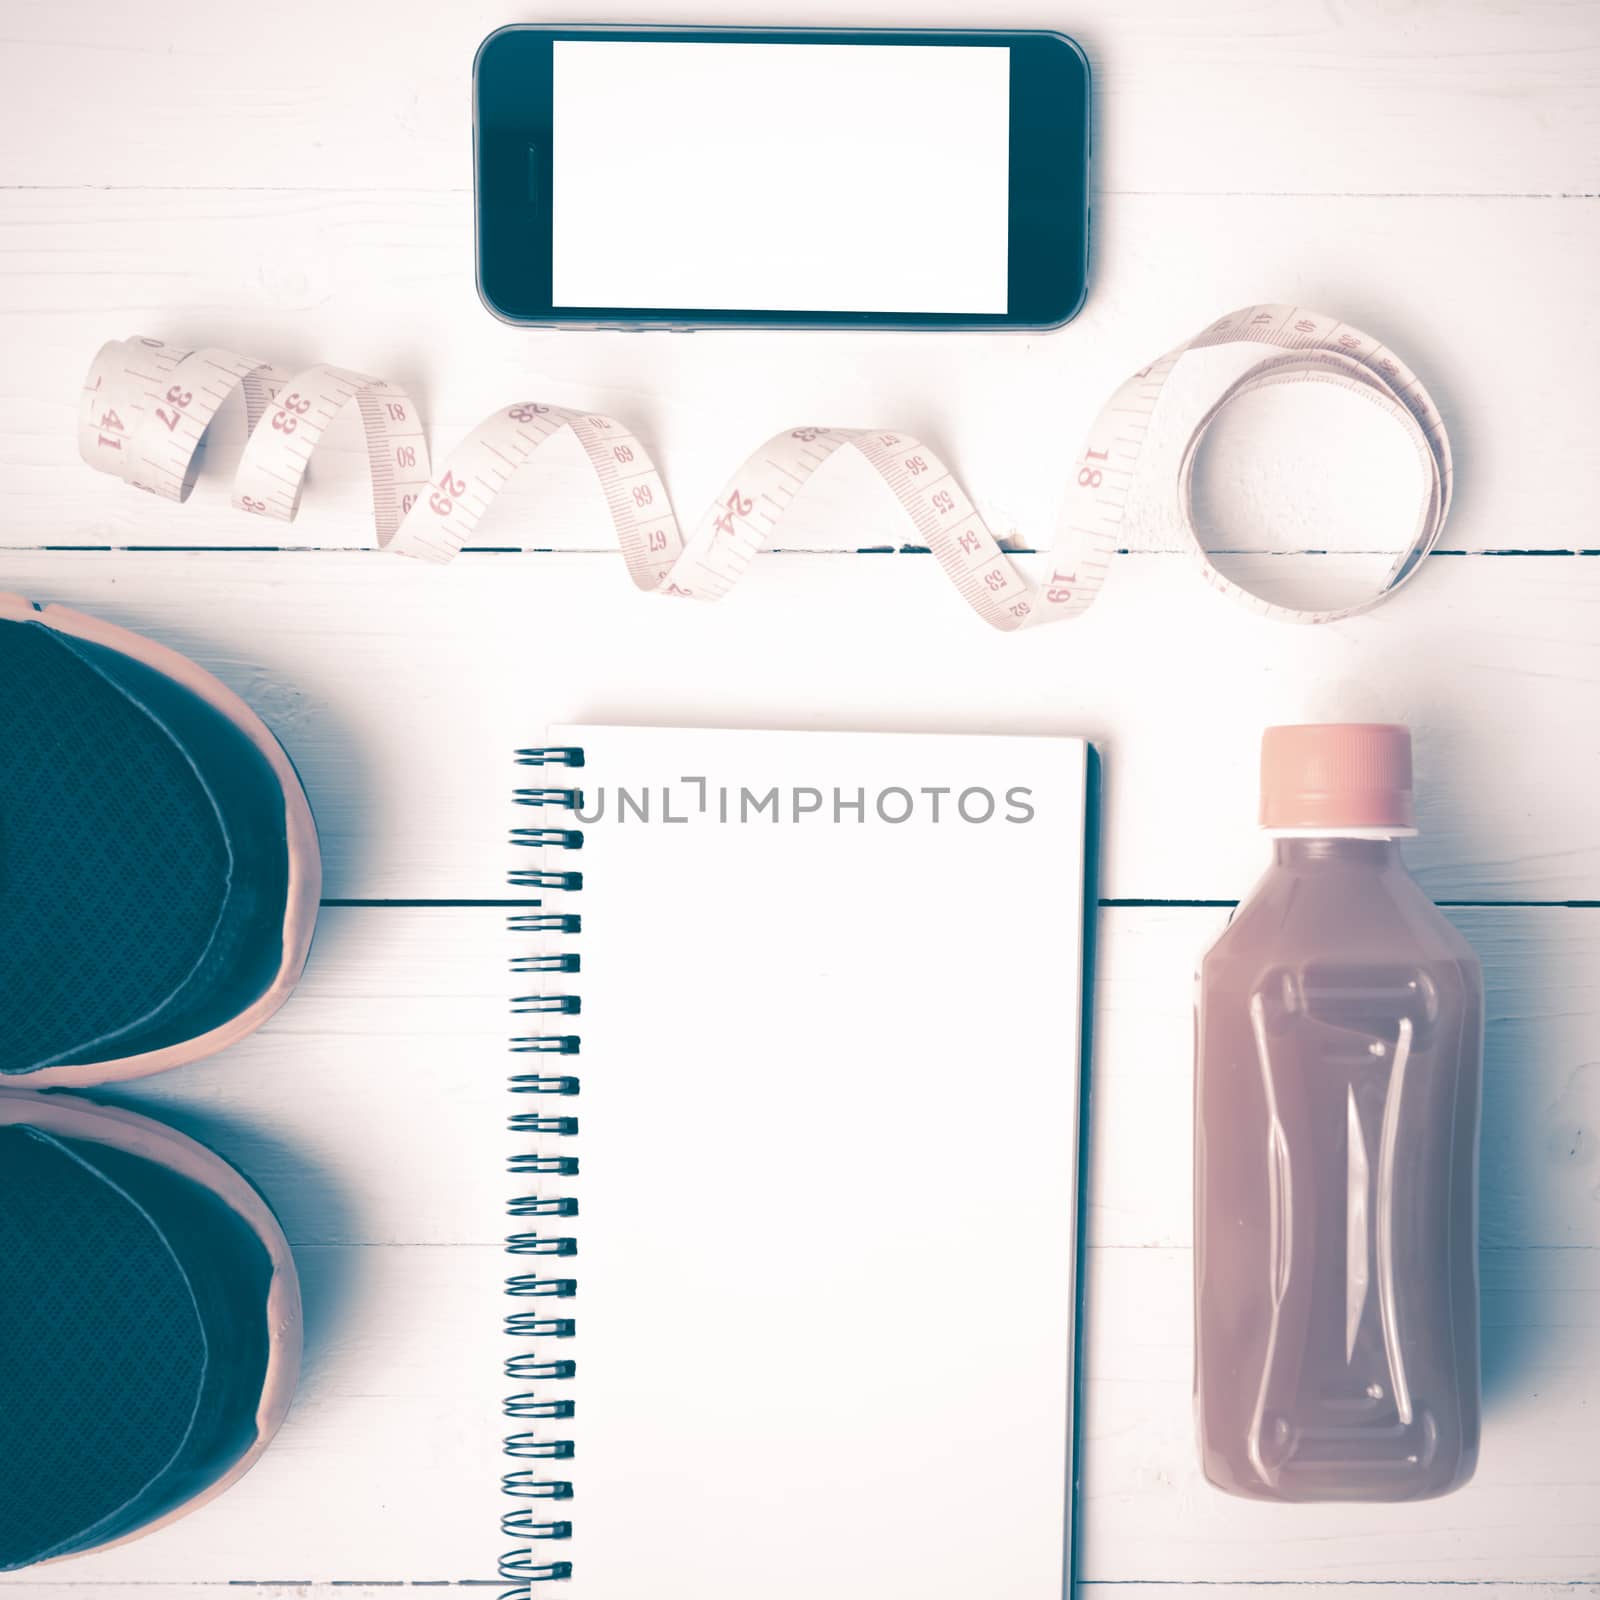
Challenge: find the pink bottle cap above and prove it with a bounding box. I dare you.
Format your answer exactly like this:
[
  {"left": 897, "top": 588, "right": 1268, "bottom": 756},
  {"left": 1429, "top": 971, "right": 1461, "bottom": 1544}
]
[{"left": 1259, "top": 723, "right": 1415, "bottom": 832}]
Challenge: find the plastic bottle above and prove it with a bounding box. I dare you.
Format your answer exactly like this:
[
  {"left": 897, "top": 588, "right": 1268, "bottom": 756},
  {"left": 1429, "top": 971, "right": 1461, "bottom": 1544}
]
[{"left": 1194, "top": 724, "right": 1482, "bottom": 1501}]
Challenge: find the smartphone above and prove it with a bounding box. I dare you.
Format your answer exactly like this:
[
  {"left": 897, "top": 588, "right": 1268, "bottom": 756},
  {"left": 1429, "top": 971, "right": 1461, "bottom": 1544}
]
[{"left": 474, "top": 24, "right": 1090, "bottom": 331}]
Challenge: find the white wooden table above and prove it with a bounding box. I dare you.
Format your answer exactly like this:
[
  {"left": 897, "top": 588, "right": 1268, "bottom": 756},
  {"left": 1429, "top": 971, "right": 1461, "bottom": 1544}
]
[{"left": 3, "top": 1, "right": 1598, "bottom": 1594}]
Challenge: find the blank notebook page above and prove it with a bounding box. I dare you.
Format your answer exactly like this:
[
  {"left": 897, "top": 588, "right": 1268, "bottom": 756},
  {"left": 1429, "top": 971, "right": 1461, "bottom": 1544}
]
[{"left": 542, "top": 725, "right": 1089, "bottom": 1598}]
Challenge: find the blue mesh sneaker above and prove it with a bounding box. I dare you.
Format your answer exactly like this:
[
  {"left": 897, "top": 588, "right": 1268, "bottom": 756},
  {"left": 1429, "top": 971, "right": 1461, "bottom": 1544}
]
[
  {"left": 0, "top": 594, "right": 320, "bottom": 1085},
  {"left": 0, "top": 1092, "right": 301, "bottom": 1568}
]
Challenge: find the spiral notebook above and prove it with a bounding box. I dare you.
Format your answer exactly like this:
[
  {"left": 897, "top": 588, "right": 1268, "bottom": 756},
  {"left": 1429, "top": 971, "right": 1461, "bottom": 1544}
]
[{"left": 503, "top": 725, "right": 1094, "bottom": 1598}]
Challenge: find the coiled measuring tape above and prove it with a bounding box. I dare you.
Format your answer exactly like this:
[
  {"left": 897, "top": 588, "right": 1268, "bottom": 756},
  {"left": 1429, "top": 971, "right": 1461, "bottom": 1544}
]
[{"left": 79, "top": 304, "right": 1450, "bottom": 630}]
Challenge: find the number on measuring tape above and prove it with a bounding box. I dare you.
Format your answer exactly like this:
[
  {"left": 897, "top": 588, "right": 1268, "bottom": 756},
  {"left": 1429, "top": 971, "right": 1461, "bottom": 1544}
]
[{"left": 77, "top": 306, "right": 1451, "bottom": 629}]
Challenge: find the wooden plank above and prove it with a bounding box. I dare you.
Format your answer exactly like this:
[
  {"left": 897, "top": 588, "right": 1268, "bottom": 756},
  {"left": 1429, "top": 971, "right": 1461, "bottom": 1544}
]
[
  {"left": 81, "top": 904, "right": 1600, "bottom": 1255},
  {"left": 0, "top": 1591, "right": 1591, "bottom": 1599},
  {"left": 1078, "top": 1245, "right": 1600, "bottom": 1582},
  {"left": 2, "top": 549, "right": 1596, "bottom": 903},
  {"left": 2, "top": 0, "right": 1595, "bottom": 196},
  {"left": 99, "top": 907, "right": 508, "bottom": 1249},
  {"left": 1, "top": 903, "right": 1593, "bottom": 1586},
  {"left": 4, "top": 189, "right": 1594, "bottom": 557},
  {"left": 1, "top": 1242, "right": 1588, "bottom": 1585}
]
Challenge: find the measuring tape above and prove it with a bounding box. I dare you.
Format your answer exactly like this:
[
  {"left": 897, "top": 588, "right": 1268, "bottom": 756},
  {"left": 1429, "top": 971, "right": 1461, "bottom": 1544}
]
[{"left": 79, "top": 305, "right": 1450, "bottom": 630}]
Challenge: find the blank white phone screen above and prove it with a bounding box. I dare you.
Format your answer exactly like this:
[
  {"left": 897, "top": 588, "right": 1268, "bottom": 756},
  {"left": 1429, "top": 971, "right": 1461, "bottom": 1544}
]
[{"left": 549, "top": 41, "right": 1010, "bottom": 314}]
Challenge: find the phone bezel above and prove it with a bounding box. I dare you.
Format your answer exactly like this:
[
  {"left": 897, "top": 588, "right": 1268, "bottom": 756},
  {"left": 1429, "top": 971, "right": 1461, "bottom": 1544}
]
[{"left": 473, "top": 24, "right": 1090, "bottom": 331}]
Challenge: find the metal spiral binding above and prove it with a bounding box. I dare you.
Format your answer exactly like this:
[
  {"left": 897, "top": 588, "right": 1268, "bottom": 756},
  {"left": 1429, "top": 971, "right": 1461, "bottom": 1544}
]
[{"left": 502, "top": 746, "right": 583, "bottom": 1595}]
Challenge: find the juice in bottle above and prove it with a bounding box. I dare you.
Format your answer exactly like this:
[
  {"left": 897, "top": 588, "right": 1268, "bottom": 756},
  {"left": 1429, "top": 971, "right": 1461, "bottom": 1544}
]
[{"left": 1194, "top": 724, "right": 1482, "bottom": 1501}]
